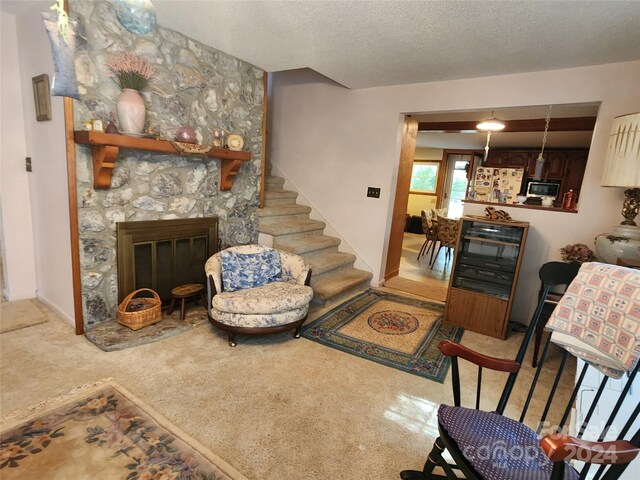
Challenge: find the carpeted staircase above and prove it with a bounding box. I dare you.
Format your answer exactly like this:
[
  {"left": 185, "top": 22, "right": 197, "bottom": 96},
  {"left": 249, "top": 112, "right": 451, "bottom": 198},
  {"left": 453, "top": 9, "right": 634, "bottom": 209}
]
[{"left": 258, "top": 176, "right": 373, "bottom": 304}]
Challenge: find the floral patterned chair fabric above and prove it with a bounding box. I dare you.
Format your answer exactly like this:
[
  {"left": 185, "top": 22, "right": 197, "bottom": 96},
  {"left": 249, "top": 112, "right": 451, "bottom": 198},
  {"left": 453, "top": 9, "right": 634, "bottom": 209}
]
[
  {"left": 205, "top": 244, "right": 313, "bottom": 346},
  {"left": 430, "top": 216, "right": 460, "bottom": 268}
]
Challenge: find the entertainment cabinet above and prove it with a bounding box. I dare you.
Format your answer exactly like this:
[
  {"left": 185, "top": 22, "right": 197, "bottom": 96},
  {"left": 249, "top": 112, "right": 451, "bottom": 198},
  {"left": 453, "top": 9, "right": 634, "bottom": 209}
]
[{"left": 444, "top": 216, "right": 529, "bottom": 339}]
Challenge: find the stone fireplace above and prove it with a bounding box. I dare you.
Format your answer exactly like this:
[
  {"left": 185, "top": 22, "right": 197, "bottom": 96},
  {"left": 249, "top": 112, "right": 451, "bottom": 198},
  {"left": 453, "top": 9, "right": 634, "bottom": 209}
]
[
  {"left": 116, "top": 218, "right": 219, "bottom": 304},
  {"left": 72, "top": 1, "right": 264, "bottom": 328}
]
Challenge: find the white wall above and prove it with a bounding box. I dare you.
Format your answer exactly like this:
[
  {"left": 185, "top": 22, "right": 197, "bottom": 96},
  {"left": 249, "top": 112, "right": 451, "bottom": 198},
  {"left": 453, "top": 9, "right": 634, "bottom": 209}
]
[
  {"left": 0, "top": 12, "right": 37, "bottom": 300},
  {"left": 269, "top": 61, "right": 640, "bottom": 323},
  {"left": 406, "top": 195, "right": 436, "bottom": 217},
  {"left": 3, "top": 6, "right": 74, "bottom": 323}
]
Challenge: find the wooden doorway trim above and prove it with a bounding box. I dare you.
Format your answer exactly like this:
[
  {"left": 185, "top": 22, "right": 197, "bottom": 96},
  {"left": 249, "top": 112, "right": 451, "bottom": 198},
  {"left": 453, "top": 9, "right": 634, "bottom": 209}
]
[
  {"left": 384, "top": 116, "right": 418, "bottom": 281},
  {"left": 260, "top": 71, "right": 268, "bottom": 208},
  {"left": 64, "top": 97, "right": 83, "bottom": 335},
  {"left": 62, "top": 0, "right": 84, "bottom": 334}
]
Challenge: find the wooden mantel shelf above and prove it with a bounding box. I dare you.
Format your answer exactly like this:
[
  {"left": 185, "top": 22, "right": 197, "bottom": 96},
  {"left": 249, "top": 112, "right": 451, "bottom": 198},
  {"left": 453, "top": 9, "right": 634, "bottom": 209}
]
[{"left": 74, "top": 130, "right": 252, "bottom": 190}]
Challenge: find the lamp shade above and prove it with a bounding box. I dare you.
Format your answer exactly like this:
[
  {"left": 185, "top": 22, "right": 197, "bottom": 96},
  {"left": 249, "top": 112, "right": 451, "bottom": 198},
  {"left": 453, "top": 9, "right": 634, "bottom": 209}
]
[
  {"left": 476, "top": 117, "right": 506, "bottom": 132},
  {"left": 601, "top": 112, "right": 640, "bottom": 187}
]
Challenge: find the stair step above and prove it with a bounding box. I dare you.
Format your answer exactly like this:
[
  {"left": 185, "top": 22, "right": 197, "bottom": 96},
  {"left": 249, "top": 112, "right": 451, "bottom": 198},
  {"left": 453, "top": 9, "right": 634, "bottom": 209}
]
[
  {"left": 258, "top": 218, "right": 325, "bottom": 237},
  {"left": 303, "top": 251, "right": 357, "bottom": 276},
  {"left": 274, "top": 235, "right": 341, "bottom": 255},
  {"left": 258, "top": 214, "right": 310, "bottom": 227},
  {"left": 259, "top": 173, "right": 373, "bottom": 304},
  {"left": 311, "top": 268, "right": 373, "bottom": 302},
  {"left": 264, "top": 190, "right": 298, "bottom": 206},
  {"left": 265, "top": 176, "right": 285, "bottom": 190},
  {"left": 256, "top": 204, "right": 312, "bottom": 218},
  {"left": 264, "top": 190, "right": 297, "bottom": 200}
]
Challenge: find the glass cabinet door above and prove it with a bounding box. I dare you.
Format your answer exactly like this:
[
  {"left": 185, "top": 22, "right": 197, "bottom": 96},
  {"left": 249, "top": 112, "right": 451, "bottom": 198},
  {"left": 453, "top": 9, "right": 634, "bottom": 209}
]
[{"left": 452, "top": 220, "right": 525, "bottom": 299}]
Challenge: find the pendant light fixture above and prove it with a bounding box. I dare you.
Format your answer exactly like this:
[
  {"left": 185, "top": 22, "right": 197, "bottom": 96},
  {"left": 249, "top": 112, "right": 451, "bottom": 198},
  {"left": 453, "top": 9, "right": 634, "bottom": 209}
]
[
  {"left": 533, "top": 106, "right": 553, "bottom": 181},
  {"left": 477, "top": 111, "right": 506, "bottom": 163},
  {"left": 476, "top": 112, "right": 506, "bottom": 132}
]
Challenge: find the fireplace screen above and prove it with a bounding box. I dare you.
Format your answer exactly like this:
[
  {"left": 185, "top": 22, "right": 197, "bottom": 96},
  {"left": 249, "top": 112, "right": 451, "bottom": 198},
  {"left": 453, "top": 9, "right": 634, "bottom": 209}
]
[{"left": 117, "top": 218, "right": 219, "bottom": 303}]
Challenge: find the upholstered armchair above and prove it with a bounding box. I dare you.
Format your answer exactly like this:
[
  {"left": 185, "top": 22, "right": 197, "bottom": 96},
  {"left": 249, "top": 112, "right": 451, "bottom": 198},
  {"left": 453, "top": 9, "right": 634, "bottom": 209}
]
[{"left": 205, "top": 244, "right": 313, "bottom": 346}]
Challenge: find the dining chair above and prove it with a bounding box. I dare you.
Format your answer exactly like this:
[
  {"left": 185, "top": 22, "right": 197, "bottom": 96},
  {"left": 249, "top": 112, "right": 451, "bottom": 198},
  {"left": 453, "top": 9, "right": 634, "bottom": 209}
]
[
  {"left": 531, "top": 261, "right": 582, "bottom": 367},
  {"left": 430, "top": 216, "right": 459, "bottom": 269},
  {"left": 417, "top": 210, "right": 439, "bottom": 263}
]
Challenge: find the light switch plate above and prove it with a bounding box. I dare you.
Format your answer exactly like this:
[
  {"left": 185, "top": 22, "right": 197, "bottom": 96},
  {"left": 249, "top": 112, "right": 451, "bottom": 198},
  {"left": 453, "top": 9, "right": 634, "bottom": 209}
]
[{"left": 367, "top": 187, "right": 380, "bottom": 198}]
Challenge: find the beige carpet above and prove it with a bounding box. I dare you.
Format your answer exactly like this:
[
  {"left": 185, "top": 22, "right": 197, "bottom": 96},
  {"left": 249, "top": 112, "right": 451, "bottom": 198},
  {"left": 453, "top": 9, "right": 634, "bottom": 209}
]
[
  {"left": 1, "top": 379, "right": 246, "bottom": 479},
  {"left": 0, "top": 299, "right": 48, "bottom": 334},
  {"left": 0, "top": 292, "right": 575, "bottom": 480}
]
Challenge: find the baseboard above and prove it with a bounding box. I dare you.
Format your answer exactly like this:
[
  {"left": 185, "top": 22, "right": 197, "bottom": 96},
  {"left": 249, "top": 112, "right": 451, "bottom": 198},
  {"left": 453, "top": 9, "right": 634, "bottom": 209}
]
[
  {"left": 36, "top": 294, "right": 76, "bottom": 329},
  {"left": 384, "top": 270, "right": 399, "bottom": 281},
  {"left": 2, "top": 291, "right": 37, "bottom": 302}
]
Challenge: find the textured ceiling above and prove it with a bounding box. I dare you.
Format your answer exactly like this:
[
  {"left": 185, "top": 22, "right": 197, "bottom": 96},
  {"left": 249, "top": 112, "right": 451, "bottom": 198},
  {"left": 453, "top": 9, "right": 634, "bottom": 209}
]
[
  {"left": 3, "top": 1, "right": 639, "bottom": 89},
  {"left": 153, "top": 0, "right": 640, "bottom": 89}
]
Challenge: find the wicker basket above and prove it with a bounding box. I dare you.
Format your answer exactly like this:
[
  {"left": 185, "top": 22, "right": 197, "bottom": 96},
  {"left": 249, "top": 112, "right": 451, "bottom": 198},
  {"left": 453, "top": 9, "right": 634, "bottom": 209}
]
[{"left": 118, "top": 288, "right": 162, "bottom": 330}]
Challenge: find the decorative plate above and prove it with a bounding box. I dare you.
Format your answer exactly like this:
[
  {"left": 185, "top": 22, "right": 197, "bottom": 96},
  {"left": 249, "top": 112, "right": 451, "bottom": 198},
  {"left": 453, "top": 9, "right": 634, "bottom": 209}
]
[
  {"left": 226, "top": 134, "right": 244, "bottom": 151},
  {"left": 171, "top": 141, "right": 212, "bottom": 155},
  {"left": 115, "top": 0, "right": 156, "bottom": 35}
]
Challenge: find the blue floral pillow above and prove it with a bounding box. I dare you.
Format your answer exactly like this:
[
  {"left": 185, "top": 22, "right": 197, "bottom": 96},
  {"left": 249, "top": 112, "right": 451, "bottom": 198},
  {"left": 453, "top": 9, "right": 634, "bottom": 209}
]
[{"left": 220, "top": 249, "right": 282, "bottom": 292}]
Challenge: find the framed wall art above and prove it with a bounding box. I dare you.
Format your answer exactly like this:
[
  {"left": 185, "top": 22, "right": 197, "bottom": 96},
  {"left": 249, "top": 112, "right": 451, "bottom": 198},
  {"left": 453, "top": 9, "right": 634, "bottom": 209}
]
[{"left": 32, "top": 74, "right": 52, "bottom": 121}]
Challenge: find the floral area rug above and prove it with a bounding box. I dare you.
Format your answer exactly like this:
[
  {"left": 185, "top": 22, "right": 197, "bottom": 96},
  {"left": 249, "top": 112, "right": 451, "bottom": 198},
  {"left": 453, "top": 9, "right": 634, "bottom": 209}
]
[
  {"left": 0, "top": 379, "right": 246, "bottom": 480},
  {"left": 301, "top": 289, "right": 463, "bottom": 383},
  {"left": 85, "top": 306, "right": 208, "bottom": 352}
]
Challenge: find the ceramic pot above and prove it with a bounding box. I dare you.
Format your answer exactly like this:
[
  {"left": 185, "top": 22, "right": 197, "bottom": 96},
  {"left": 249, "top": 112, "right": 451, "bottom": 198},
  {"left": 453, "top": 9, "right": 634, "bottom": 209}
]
[
  {"left": 175, "top": 126, "right": 197, "bottom": 144},
  {"left": 117, "top": 88, "right": 145, "bottom": 134},
  {"left": 594, "top": 225, "right": 640, "bottom": 264}
]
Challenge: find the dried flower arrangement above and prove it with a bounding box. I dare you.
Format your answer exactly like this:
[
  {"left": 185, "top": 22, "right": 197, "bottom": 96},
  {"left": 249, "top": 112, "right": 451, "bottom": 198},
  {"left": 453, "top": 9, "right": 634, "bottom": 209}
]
[
  {"left": 560, "top": 243, "right": 595, "bottom": 263},
  {"left": 105, "top": 52, "right": 155, "bottom": 91}
]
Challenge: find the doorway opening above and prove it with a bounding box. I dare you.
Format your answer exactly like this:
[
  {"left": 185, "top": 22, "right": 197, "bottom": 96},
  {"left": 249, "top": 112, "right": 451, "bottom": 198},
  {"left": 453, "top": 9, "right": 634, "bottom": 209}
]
[
  {"left": 388, "top": 149, "right": 479, "bottom": 302},
  {"left": 384, "top": 104, "right": 598, "bottom": 304},
  {"left": 440, "top": 151, "right": 481, "bottom": 218}
]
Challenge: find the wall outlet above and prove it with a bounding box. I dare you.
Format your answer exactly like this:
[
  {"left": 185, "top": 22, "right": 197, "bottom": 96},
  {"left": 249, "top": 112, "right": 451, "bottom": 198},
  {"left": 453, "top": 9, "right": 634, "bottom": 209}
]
[
  {"left": 367, "top": 187, "right": 381, "bottom": 198},
  {"left": 25, "top": 157, "right": 32, "bottom": 172}
]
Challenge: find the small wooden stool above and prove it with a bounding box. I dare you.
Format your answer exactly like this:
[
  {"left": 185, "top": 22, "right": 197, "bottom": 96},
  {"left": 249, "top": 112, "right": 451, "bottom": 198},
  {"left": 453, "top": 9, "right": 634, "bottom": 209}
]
[{"left": 168, "top": 284, "right": 207, "bottom": 321}]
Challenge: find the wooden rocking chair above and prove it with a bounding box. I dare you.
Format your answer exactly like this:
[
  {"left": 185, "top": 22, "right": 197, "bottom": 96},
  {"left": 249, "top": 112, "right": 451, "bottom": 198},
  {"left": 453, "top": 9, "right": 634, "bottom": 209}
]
[{"left": 400, "top": 262, "right": 640, "bottom": 480}]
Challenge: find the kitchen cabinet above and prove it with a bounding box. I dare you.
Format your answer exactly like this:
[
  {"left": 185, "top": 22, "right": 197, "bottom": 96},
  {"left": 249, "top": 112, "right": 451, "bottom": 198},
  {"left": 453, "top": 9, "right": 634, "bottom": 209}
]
[
  {"left": 485, "top": 150, "right": 530, "bottom": 168},
  {"left": 526, "top": 151, "right": 567, "bottom": 180},
  {"left": 559, "top": 151, "right": 588, "bottom": 201},
  {"left": 444, "top": 217, "right": 529, "bottom": 339},
  {"left": 485, "top": 149, "right": 586, "bottom": 178},
  {"left": 545, "top": 152, "right": 567, "bottom": 179}
]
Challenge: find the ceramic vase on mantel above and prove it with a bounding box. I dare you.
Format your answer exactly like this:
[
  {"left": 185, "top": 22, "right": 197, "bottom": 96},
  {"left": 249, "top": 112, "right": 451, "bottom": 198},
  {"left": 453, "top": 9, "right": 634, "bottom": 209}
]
[{"left": 117, "top": 88, "right": 145, "bottom": 134}]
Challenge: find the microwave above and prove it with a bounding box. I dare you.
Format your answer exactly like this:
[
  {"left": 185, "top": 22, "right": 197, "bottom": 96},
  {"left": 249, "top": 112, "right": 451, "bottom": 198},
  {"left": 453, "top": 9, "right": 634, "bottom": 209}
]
[{"left": 527, "top": 181, "right": 560, "bottom": 198}]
